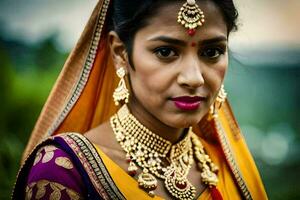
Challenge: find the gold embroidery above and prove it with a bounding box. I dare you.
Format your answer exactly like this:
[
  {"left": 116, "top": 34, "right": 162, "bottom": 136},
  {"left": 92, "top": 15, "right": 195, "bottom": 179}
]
[
  {"left": 42, "top": 151, "right": 54, "bottom": 163},
  {"left": 50, "top": 181, "right": 65, "bottom": 190},
  {"left": 33, "top": 152, "right": 42, "bottom": 166},
  {"left": 49, "top": 191, "right": 61, "bottom": 200},
  {"left": 25, "top": 180, "right": 82, "bottom": 200},
  {"left": 36, "top": 180, "right": 47, "bottom": 199},
  {"left": 214, "top": 118, "right": 252, "bottom": 199},
  {"left": 55, "top": 157, "right": 74, "bottom": 170},
  {"left": 67, "top": 189, "right": 82, "bottom": 200},
  {"left": 25, "top": 184, "right": 33, "bottom": 200},
  {"left": 65, "top": 133, "right": 126, "bottom": 200},
  {"left": 44, "top": 145, "right": 58, "bottom": 152},
  {"left": 41, "top": 145, "right": 57, "bottom": 164}
]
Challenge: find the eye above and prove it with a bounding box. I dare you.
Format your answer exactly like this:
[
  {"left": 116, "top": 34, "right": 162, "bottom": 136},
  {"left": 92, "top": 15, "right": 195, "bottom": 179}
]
[
  {"left": 201, "top": 47, "right": 225, "bottom": 59},
  {"left": 154, "top": 47, "right": 178, "bottom": 59}
]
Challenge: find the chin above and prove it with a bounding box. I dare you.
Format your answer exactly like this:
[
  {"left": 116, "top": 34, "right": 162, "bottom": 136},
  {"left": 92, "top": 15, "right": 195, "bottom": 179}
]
[{"left": 165, "top": 116, "right": 202, "bottom": 129}]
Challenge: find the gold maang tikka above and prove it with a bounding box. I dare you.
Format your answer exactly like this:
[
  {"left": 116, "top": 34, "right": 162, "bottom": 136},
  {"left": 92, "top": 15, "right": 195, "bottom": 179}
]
[
  {"left": 177, "top": 0, "right": 205, "bottom": 36},
  {"left": 113, "top": 67, "right": 130, "bottom": 105},
  {"left": 209, "top": 84, "right": 227, "bottom": 120}
]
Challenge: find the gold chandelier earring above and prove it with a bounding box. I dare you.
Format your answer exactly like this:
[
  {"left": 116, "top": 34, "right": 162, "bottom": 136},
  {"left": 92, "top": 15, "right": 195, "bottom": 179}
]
[
  {"left": 113, "top": 67, "right": 129, "bottom": 106},
  {"left": 209, "top": 84, "right": 227, "bottom": 120}
]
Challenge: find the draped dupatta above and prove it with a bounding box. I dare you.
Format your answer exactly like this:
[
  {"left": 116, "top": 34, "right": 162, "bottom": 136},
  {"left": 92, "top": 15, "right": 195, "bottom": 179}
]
[{"left": 19, "top": 1, "right": 267, "bottom": 199}]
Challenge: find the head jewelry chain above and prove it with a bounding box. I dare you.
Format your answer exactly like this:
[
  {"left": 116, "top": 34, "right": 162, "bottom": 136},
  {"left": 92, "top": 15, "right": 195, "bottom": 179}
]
[{"left": 177, "top": 0, "right": 205, "bottom": 36}]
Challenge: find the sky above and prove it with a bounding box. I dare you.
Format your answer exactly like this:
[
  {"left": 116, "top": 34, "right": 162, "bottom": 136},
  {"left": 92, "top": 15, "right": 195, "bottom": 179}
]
[
  {"left": 0, "top": 0, "right": 299, "bottom": 50},
  {"left": 233, "top": 0, "right": 300, "bottom": 48},
  {"left": 0, "top": 0, "right": 96, "bottom": 50}
]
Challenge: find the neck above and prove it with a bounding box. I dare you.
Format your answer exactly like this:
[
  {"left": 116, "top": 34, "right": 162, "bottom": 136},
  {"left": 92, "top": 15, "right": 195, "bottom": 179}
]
[{"left": 128, "top": 97, "right": 185, "bottom": 144}]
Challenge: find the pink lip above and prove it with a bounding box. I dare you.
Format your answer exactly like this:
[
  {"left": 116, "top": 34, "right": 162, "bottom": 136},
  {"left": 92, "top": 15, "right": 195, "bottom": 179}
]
[{"left": 171, "top": 96, "right": 205, "bottom": 111}]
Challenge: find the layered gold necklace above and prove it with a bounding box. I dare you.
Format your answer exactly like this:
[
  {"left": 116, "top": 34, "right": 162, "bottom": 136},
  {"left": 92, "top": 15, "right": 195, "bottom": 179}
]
[{"left": 110, "top": 105, "right": 219, "bottom": 200}]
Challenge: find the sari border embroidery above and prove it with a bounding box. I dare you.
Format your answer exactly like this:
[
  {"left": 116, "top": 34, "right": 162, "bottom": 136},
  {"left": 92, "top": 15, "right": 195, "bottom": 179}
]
[
  {"left": 61, "top": 133, "right": 125, "bottom": 200},
  {"left": 47, "top": 0, "right": 111, "bottom": 137},
  {"left": 223, "top": 101, "right": 242, "bottom": 140},
  {"left": 214, "top": 117, "right": 253, "bottom": 200}
]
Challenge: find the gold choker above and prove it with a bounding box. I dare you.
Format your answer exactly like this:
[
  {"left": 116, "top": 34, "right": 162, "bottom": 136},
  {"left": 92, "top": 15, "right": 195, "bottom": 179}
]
[{"left": 110, "top": 105, "right": 219, "bottom": 200}]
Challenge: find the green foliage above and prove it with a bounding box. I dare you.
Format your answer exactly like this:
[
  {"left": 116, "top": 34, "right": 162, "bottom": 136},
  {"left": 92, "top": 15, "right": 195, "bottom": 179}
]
[{"left": 0, "top": 35, "right": 66, "bottom": 199}]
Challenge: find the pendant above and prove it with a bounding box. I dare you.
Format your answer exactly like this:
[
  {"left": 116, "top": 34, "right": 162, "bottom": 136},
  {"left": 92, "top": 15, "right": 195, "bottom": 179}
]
[
  {"left": 128, "top": 161, "right": 138, "bottom": 176},
  {"left": 138, "top": 169, "right": 158, "bottom": 197},
  {"left": 201, "top": 169, "right": 218, "bottom": 186},
  {"left": 164, "top": 168, "right": 196, "bottom": 200}
]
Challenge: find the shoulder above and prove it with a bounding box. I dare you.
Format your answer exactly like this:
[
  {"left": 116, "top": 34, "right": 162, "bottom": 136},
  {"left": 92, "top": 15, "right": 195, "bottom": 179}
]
[{"left": 25, "top": 144, "right": 86, "bottom": 199}]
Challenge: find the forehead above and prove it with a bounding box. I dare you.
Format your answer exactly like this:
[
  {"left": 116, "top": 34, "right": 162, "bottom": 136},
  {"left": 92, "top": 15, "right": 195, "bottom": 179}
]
[{"left": 137, "top": 1, "right": 227, "bottom": 41}]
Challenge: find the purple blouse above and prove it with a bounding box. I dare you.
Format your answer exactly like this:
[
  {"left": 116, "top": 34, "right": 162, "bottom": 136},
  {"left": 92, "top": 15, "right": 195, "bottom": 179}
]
[{"left": 25, "top": 145, "right": 86, "bottom": 199}]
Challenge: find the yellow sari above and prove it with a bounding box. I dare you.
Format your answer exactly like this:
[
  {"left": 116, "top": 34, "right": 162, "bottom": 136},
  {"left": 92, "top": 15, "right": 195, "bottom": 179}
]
[{"left": 16, "top": 0, "right": 268, "bottom": 199}]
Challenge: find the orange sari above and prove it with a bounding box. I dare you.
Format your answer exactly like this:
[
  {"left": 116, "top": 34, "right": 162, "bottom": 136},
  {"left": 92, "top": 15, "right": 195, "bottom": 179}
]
[{"left": 18, "top": 0, "right": 268, "bottom": 199}]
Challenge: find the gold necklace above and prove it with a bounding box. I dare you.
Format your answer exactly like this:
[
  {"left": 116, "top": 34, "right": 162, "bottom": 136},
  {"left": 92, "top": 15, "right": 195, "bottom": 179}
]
[{"left": 110, "top": 105, "right": 219, "bottom": 200}]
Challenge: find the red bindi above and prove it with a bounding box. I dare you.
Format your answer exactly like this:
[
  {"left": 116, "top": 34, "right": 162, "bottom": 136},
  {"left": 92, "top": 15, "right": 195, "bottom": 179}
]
[{"left": 191, "top": 42, "right": 196, "bottom": 47}]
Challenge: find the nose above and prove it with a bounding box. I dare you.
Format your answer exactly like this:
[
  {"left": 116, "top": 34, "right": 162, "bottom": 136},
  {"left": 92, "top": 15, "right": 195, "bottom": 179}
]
[{"left": 177, "top": 57, "right": 204, "bottom": 90}]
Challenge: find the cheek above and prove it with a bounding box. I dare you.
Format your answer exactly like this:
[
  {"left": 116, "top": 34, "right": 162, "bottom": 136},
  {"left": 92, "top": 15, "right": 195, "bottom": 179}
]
[
  {"left": 131, "top": 50, "right": 175, "bottom": 95},
  {"left": 217, "top": 65, "right": 227, "bottom": 79},
  {"left": 130, "top": 71, "right": 173, "bottom": 111},
  {"left": 132, "top": 68, "right": 174, "bottom": 96},
  {"left": 215, "top": 56, "right": 228, "bottom": 79},
  {"left": 204, "top": 57, "right": 228, "bottom": 94}
]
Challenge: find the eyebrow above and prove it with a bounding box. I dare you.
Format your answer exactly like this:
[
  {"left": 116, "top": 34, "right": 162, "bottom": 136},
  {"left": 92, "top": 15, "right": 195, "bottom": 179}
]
[
  {"left": 149, "top": 36, "right": 186, "bottom": 46},
  {"left": 148, "top": 35, "right": 227, "bottom": 46},
  {"left": 201, "top": 36, "right": 228, "bottom": 45}
]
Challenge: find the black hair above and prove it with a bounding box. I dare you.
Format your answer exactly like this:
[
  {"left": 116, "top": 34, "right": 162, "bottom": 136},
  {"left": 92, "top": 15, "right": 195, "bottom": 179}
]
[{"left": 108, "top": 0, "right": 238, "bottom": 59}]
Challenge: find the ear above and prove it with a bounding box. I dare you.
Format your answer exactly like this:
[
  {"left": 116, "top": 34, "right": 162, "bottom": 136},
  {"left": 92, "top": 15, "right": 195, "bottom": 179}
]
[{"left": 108, "top": 31, "right": 129, "bottom": 72}]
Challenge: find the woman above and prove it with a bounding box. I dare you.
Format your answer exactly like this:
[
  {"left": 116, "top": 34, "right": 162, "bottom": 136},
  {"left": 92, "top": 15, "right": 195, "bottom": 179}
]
[{"left": 13, "top": 0, "right": 268, "bottom": 199}]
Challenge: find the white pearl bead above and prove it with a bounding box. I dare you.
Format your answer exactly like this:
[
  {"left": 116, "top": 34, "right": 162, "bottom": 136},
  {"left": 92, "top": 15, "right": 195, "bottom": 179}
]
[{"left": 187, "top": 0, "right": 196, "bottom": 5}]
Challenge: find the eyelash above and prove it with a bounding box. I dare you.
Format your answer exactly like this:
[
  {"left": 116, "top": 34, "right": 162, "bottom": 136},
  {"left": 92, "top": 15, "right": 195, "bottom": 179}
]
[
  {"left": 153, "top": 46, "right": 226, "bottom": 60},
  {"left": 200, "top": 47, "right": 226, "bottom": 59},
  {"left": 154, "top": 47, "right": 178, "bottom": 59}
]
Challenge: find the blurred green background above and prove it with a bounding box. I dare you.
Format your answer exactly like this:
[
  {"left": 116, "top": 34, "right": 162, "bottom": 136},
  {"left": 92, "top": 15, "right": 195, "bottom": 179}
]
[{"left": 0, "top": 0, "right": 299, "bottom": 199}]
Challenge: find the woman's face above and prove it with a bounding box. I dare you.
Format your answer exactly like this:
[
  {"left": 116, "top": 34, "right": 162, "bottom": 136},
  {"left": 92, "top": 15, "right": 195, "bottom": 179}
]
[{"left": 128, "top": 1, "right": 228, "bottom": 129}]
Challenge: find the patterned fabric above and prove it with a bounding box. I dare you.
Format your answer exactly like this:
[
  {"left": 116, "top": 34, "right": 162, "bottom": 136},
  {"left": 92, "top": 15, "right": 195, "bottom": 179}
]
[
  {"left": 25, "top": 145, "right": 85, "bottom": 200},
  {"left": 25, "top": 180, "right": 82, "bottom": 200},
  {"left": 60, "top": 133, "right": 125, "bottom": 200},
  {"left": 13, "top": 133, "right": 125, "bottom": 200},
  {"left": 13, "top": 132, "right": 268, "bottom": 200}
]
